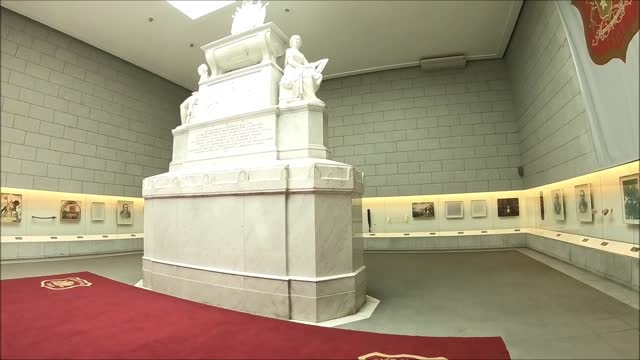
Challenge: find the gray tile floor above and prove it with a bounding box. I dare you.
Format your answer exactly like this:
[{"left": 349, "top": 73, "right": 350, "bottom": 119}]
[{"left": 1, "top": 250, "right": 638, "bottom": 359}]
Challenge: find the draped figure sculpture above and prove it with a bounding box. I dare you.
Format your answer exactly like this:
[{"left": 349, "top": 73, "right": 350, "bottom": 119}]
[
  {"left": 279, "top": 35, "right": 328, "bottom": 106},
  {"left": 180, "top": 92, "right": 199, "bottom": 125}
]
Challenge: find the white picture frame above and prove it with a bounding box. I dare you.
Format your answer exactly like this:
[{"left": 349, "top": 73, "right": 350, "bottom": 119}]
[
  {"left": 620, "top": 174, "right": 639, "bottom": 225},
  {"left": 1, "top": 193, "right": 22, "bottom": 223},
  {"left": 575, "top": 184, "right": 593, "bottom": 223},
  {"left": 445, "top": 201, "right": 464, "bottom": 219},
  {"left": 551, "top": 189, "right": 565, "bottom": 221},
  {"left": 117, "top": 201, "right": 134, "bottom": 225},
  {"left": 91, "top": 202, "right": 105, "bottom": 221},
  {"left": 470, "top": 200, "right": 487, "bottom": 218}
]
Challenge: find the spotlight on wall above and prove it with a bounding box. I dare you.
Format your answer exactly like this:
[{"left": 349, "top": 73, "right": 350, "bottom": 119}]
[{"left": 419, "top": 54, "right": 466, "bottom": 72}]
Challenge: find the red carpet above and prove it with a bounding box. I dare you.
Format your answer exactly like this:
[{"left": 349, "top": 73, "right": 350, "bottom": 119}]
[{"left": 1, "top": 272, "right": 510, "bottom": 359}]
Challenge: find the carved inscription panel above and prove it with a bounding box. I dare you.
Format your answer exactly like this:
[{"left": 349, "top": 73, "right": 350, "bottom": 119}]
[{"left": 187, "top": 117, "right": 275, "bottom": 159}]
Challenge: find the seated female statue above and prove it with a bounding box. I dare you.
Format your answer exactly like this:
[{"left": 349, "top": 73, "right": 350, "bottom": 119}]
[{"left": 279, "top": 35, "right": 328, "bottom": 105}]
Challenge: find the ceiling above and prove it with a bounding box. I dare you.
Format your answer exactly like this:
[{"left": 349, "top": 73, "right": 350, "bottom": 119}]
[{"left": 1, "top": 0, "right": 522, "bottom": 91}]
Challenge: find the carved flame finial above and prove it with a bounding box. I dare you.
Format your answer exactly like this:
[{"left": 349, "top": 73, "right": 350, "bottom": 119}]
[{"left": 231, "top": 0, "right": 269, "bottom": 35}]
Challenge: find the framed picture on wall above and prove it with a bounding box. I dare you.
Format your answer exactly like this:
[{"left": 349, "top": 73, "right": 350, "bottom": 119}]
[
  {"left": 445, "top": 201, "right": 464, "bottom": 219},
  {"left": 471, "top": 200, "right": 487, "bottom": 218},
  {"left": 620, "top": 174, "right": 639, "bottom": 225},
  {"left": 497, "top": 198, "right": 519, "bottom": 217},
  {"left": 60, "top": 201, "right": 81, "bottom": 222},
  {"left": 412, "top": 202, "right": 435, "bottom": 219},
  {"left": 539, "top": 191, "right": 545, "bottom": 220},
  {"left": 91, "top": 202, "right": 105, "bottom": 221},
  {"left": 575, "top": 184, "right": 593, "bottom": 223},
  {"left": 1, "top": 193, "right": 22, "bottom": 223},
  {"left": 551, "top": 189, "right": 565, "bottom": 221},
  {"left": 117, "top": 201, "right": 134, "bottom": 225}
]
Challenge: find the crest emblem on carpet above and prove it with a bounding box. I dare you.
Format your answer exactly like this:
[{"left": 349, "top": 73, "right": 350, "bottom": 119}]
[
  {"left": 571, "top": 0, "right": 639, "bottom": 64},
  {"left": 358, "top": 352, "right": 447, "bottom": 360},
  {"left": 41, "top": 277, "right": 92, "bottom": 290}
]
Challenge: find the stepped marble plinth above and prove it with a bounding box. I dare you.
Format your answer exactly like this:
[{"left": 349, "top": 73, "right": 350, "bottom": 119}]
[{"left": 142, "top": 10, "right": 366, "bottom": 322}]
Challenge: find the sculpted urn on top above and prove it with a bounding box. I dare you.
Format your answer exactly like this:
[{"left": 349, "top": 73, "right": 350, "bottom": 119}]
[{"left": 141, "top": 1, "right": 366, "bottom": 323}]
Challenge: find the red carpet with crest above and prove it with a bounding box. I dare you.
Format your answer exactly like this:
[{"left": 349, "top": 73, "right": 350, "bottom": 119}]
[{"left": 1, "top": 272, "right": 510, "bottom": 359}]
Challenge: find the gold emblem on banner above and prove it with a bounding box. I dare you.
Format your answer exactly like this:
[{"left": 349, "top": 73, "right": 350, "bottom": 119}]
[
  {"left": 41, "top": 277, "right": 92, "bottom": 290},
  {"left": 358, "top": 352, "right": 447, "bottom": 360}
]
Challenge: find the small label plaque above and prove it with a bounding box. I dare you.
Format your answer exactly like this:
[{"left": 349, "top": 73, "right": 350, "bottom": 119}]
[
  {"left": 458, "top": 232, "right": 464, "bottom": 234},
  {"left": 600, "top": 242, "right": 608, "bottom": 246},
  {"left": 77, "top": 236, "right": 83, "bottom": 239},
  {"left": 50, "top": 236, "right": 57, "bottom": 240},
  {"left": 102, "top": 235, "right": 109, "bottom": 238},
  {"left": 582, "top": 238, "right": 589, "bottom": 242},
  {"left": 429, "top": 232, "right": 436, "bottom": 235},
  {"left": 481, "top": 231, "right": 488, "bottom": 234},
  {"left": 631, "top": 247, "right": 639, "bottom": 252},
  {"left": 14, "top": 236, "right": 22, "bottom": 240}
]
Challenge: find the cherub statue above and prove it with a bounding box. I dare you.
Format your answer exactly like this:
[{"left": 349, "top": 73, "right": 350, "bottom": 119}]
[
  {"left": 197, "top": 64, "right": 209, "bottom": 83},
  {"left": 231, "top": 1, "right": 269, "bottom": 35},
  {"left": 279, "top": 35, "right": 328, "bottom": 106},
  {"left": 179, "top": 92, "right": 199, "bottom": 125}
]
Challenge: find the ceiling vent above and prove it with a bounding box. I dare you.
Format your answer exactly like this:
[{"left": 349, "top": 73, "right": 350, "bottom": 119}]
[{"left": 420, "top": 55, "right": 467, "bottom": 72}]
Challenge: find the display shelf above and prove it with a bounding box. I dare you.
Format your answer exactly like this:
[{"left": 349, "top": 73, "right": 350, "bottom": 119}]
[
  {"left": 0, "top": 233, "right": 143, "bottom": 243},
  {"left": 359, "top": 228, "right": 639, "bottom": 258}
]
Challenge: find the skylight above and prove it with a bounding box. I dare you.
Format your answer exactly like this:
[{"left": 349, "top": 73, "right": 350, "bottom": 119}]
[{"left": 167, "top": 1, "right": 235, "bottom": 20}]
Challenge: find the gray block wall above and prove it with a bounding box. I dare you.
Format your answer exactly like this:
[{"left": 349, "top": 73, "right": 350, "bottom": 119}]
[
  {"left": 318, "top": 60, "right": 523, "bottom": 198},
  {"left": 505, "top": 0, "right": 598, "bottom": 188},
  {"left": 0, "top": 8, "right": 190, "bottom": 197}
]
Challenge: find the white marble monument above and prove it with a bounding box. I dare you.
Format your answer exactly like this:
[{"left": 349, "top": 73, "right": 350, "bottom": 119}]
[{"left": 142, "top": 1, "right": 366, "bottom": 323}]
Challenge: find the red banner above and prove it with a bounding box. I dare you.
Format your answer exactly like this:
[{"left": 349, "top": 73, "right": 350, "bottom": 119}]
[{"left": 571, "top": 0, "right": 640, "bottom": 64}]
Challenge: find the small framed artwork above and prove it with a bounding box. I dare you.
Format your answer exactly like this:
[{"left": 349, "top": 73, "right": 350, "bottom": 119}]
[
  {"left": 117, "top": 201, "right": 134, "bottom": 225},
  {"left": 60, "top": 201, "right": 81, "bottom": 222},
  {"left": 412, "top": 202, "right": 435, "bottom": 219},
  {"left": 620, "top": 174, "right": 639, "bottom": 224},
  {"left": 497, "top": 198, "right": 519, "bottom": 217},
  {"left": 575, "top": 184, "right": 593, "bottom": 223},
  {"left": 471, "top": 200, "right": 487, "bottom": 218},
  {"left": 445, "top": 201, "right": 464, "bottom": 219},
  {"left": 539, "top": 191, "right": 545, "bottom": 220},
  {"left": 1, "top": 193, "right": 22, "bottom": 223},
  {"left": 91, "top": 202, "right": 105, "bottom": 221},
  {"left": 551, "top": 189, "right": 565, "bottom": 220}
]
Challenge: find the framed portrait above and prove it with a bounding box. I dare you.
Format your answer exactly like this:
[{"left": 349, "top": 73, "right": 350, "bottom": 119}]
[
  {"left": 117, "top": 201, "right": 134, "bottom": 225},
  {"left": 412, "top": 202, "right": 435, "bottom": 219},
  {"left": 1, "top": 193, "right": 22, "bottom": 223},
  {"left": 497, "top": 198, "right": 519, "bottom": 217},
  {"left": 91, "top": 202, "right": 105, "bottom": 221},
  {"left": 551, "top": 189, "right": 565, "bottom": 220},
  {"left": 575, "top": 184, "right": 593, "bottom": 223},
  {"left": 471, "top": 200, "right": 487, "bottom": 218},
  {"left": 539, "top": 191, "right": 545, "bottom": 220},
  {"left": 60, "top": 201, "right": 81, "bottom": 222},
  {"left": 620, "top": 174, "right": 639, "bottom": 225},
  {"left": 445, "top": 201, "right": 464, "bottom": 219}
]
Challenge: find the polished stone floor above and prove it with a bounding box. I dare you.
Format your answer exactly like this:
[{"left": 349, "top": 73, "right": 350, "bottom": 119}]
[{"left": 2, "top": 250, "right": 638, "bottom": 359}]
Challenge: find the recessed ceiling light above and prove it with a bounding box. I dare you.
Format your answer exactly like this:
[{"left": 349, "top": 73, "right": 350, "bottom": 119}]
[{"left": 167, "top": 1, "right": 235, "bottom": 20}]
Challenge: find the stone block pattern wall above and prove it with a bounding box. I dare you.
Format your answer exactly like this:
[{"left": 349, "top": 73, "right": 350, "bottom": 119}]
[
  {"left": 0, "top": 8, "right": 189, "bottom": 197},
  {"left": 318, "top": 60, "right": 522, "bottom": 197},
  {"left": 505, "top": 0, "right": 598, "bottom": 189}
]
